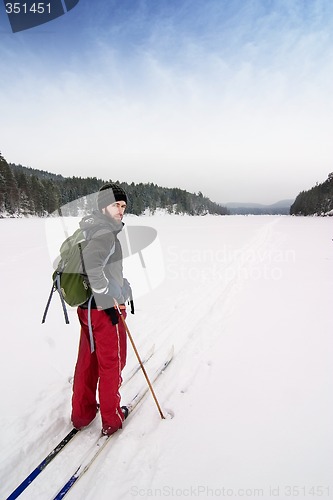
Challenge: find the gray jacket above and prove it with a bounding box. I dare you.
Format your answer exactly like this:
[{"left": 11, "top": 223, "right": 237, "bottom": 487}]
[{"left": 79, "top": 211, "right": 129, "bottom": 305}]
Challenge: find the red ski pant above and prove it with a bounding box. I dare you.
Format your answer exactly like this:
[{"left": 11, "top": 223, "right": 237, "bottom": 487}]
[{"left": 71, "top": 307, "right": 127, "bottom": 432}]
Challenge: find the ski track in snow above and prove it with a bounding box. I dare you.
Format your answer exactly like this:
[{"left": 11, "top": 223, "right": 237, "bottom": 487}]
[{"left": 0, "top": 215, "right": 332, "bottom": 499}]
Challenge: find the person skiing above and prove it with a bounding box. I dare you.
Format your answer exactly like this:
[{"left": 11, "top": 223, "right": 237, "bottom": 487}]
[{"left": 71, "top": 182, "right": 132, "bottom": 436}]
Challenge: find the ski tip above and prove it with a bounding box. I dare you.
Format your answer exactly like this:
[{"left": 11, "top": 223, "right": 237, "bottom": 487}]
[
  {"left": 164, "top": 345, "right": 175, "bottom": 365},
  {"left": 167, "top": 345, "right": 175, "bottom": 359}
]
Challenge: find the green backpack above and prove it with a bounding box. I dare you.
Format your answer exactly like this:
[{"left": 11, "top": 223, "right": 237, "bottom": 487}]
[{"left": 42, "top": 228, "right": 92, "bottom": 324}]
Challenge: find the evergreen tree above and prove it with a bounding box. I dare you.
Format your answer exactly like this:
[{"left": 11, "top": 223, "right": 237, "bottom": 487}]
[
  {"left": 29, "top": 175, "right": 46, "bottom": 216},
  {"left": 0, "top": 153, "right": 19, "bottom": 214},
  {"left": 290, "top": 172, "right": 333, "bottom": 215},
  {"left": 14, "top": 170, "right": 33, "bottom": 214}
]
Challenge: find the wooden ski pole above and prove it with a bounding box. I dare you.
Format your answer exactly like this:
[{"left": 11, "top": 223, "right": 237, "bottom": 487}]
[{"left": 114, "top": 300, "right": 165, "bottom": 419}]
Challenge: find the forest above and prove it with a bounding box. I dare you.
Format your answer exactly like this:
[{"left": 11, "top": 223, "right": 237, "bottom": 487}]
[
  {"left": 3, "top": 150, "right": 331, "bottom": 217},
  {"left": 290, "top": 172, "right": 333, "bottom": 216},
  {"left": 0, "top": 152, "right": 228, "bottom": 217}
]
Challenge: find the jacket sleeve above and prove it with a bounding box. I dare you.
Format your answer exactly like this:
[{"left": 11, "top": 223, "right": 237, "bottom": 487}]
[{"left": 81, "top": 232, "right": 116, "bottom": 294}]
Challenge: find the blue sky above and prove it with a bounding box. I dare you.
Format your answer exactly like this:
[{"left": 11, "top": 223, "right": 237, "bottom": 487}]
[{"left": 1, "top": 0, "right": 333, "bottom": 204}]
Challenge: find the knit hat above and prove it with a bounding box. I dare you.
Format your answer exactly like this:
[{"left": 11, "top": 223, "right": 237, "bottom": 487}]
[{"left": 97, "top": 183, "right": 128, "bottom": 211}]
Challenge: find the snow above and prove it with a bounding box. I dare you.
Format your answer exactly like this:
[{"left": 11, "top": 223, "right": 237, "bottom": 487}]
[{"left": 0, "top": 215, "right": 332, "bottom": 499}]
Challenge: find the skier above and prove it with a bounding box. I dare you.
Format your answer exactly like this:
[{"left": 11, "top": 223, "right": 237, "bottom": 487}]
[{"left": 71, "top": 183, "right": 132, "bottom": 436}]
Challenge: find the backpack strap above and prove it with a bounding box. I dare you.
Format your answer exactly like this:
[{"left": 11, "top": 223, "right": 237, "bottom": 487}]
[
  {"left": 54, "top": 272, "right": 70, "bottom": 324},
  {"left": 79, "top": 241, "right": 95, "bottom": 353},
  {"left": 41, "top": 272, "right": 70, "bottom": 325},
  {"left": 78, "top": 242, "right": 87, "bottom": 276},
  {"left": 41, "top": 281, "right": 55, "bottom": 324},
  {"left": 87, "top": 294, "right": 95, "bottom": 353}
]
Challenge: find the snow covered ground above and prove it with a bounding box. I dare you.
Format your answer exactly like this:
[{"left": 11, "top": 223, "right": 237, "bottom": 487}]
[{"left": 0, "top": 214, "right": 332, "bottom": 500}]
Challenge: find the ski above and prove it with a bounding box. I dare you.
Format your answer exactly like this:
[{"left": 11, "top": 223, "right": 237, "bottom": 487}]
[
  {"left": 124, "top": 343, "right": 155, "bottom": 383},
  {"left": 5, "top": 428, "right": 79, "bottom": 500},
  {"left": 5, "top": 344, "right": 155, "bottom": 500},
  {"left": 52, "top": 348, "right": 174, "bottom": 499}
]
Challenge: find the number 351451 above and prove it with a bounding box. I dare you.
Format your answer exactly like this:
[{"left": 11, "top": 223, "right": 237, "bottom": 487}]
[{"left": 6, "top": 3, "right": 51, "bottom": 14}]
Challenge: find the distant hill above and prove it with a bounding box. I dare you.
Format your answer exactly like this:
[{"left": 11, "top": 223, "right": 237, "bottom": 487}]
[{"left": 225, "top": 200, "right": 294, "bottom": 215}]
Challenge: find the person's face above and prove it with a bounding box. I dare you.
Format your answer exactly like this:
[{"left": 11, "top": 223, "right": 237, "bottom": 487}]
[{"left": 103, "top": 200, "right": 127, "bottom": 221}]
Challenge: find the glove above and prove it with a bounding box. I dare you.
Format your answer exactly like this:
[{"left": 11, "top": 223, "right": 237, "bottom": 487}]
[
  {"left": 104, "top": 306, "right": 119, "bottom": 325},
  {"left": 93, "top": 289, "right": 119, "bottom": 325}
]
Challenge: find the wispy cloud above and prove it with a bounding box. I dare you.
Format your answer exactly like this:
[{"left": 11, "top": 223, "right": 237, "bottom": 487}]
[{"left": 1, "top": 0, "right": 333, "bottom": 202}]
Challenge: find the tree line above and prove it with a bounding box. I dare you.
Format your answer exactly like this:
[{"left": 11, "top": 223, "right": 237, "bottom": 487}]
[
  {"left": 0, "top": 152, "right": 228, "bottom": 217},
  {"left": 290, "top": 173, "right": 333, "bottom": 216}
]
